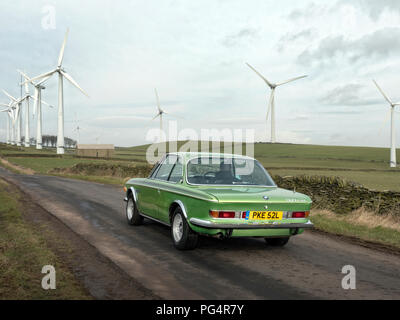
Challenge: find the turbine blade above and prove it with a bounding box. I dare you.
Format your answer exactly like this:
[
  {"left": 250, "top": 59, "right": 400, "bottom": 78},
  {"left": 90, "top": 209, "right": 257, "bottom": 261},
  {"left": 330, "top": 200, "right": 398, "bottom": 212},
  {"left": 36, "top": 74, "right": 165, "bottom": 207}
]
[
  {"left": 378, "top": 109, "right": 392, "bottom": 135},
  {"left": 152, "top": 114, "right": 160, "bottom": 121},
  {"left": 17, "top": 69, "right": 31, "bottom": 82},
  {"left": 164, "top": 112, "right": 185, "bottom": 119},
  {"left": 276, "top": 75, "right": 307, "bottom": 86},
  {"left": 245, "top": 63, "right": 274, "bottom": 88},
  {"left": 58, "top": 28, "right": 70, "bottom": 67},
  {"left": 36, "top": 75, "right": 52, "bottom": 86},
  {"left": 2, "top": 90, "right": 17, "bottom": 102},
  {"left": 154, "top": 88, "right": 161, "bottom": 112},
  {"left": 41, "top": 99, "right": 54, "bottom": 108},
  {"left": 60, "top": 70, "right": 89, "bottom": 97},
  {"left": 373, "top": 80, "right": 393, "bottom": 105},
  {"left": 28, "top": 69, "right": 57, "bottom": 83}
]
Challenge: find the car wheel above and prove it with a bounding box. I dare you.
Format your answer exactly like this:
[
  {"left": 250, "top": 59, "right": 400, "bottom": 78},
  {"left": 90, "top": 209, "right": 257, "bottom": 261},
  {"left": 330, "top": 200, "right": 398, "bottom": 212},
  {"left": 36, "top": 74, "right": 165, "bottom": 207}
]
[
  {"left": 171, "top": 207, "right": 198, "bottom": 250},
  {"left": 126, "top": 194, "right": 143, "bottom": 226},
  {"left": 265, "top": 237, "right": 290, "bottom": 247}
]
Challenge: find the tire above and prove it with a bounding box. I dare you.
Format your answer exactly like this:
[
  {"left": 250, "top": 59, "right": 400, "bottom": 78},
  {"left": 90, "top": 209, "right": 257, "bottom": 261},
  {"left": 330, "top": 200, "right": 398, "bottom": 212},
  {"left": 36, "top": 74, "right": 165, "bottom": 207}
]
[
  {"left": 265, "top": 237, "right": 290, "bottom": 247},
  {"left": 171, "top": 207, "right": 198, "bottom": 250},
  {"left": 126, "top": 194, "right": 143, "bottom": 226}
]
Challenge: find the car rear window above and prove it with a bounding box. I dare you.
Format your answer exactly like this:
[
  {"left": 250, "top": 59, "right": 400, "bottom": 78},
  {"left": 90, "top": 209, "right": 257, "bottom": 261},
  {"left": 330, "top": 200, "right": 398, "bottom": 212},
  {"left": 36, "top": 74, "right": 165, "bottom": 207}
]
[{"left": 186, "top": 156, "right": 276, "bottom": 186}]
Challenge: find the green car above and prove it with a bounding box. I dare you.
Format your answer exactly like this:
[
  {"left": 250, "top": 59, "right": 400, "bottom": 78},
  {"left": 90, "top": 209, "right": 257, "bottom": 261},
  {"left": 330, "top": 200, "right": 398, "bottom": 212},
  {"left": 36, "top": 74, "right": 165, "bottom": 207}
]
[{"left": 124, "top": 152, "right": 313, "bottom": 250}]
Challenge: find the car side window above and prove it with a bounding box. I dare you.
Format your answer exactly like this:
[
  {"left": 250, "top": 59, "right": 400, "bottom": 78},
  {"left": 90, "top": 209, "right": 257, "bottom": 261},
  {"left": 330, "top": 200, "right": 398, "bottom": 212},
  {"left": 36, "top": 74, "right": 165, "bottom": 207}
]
[
  {"left": 149, "top": 161, "right": 161, "bottom": 178},
  {"left": 154, "top": 155, "right": 177, "bottom": 181},
  {"left": 168, "top": 157, "right": 183, "bottom": 183}
]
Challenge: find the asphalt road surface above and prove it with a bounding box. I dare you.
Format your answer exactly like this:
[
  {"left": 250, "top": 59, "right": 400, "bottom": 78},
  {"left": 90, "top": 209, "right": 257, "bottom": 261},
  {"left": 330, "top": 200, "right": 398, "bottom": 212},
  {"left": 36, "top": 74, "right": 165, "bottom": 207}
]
[{"left": 1, "top": 167, "right": 400, "bottom": 299}]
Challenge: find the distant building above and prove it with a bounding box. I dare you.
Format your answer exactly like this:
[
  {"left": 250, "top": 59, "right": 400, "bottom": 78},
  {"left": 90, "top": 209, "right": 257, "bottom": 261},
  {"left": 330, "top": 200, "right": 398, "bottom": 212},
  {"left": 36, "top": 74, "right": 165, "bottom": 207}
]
[{"left": 76, "top": 144, "right": 115, "bottom": 158}]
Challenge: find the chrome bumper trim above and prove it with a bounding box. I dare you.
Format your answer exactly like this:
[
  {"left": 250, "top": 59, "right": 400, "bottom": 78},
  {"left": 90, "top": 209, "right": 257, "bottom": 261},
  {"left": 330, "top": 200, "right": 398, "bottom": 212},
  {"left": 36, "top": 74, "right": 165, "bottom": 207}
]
[{"left": 189, "top": 218, "right": 314, "bottom": 230}]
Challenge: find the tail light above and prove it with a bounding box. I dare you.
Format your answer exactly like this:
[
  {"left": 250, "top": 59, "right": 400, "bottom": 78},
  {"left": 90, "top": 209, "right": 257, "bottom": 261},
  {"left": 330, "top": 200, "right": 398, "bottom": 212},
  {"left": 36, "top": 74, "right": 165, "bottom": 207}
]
[
  {"left": 209, "top": 210, "right": 236, "bottom": 218},
  {"left": 291, "top": 211, "right": 310, "bottom": 218}
]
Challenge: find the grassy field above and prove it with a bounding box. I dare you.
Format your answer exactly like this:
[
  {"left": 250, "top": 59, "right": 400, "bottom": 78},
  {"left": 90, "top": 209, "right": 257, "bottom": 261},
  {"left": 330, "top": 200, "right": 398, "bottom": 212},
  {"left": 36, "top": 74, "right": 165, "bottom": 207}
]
[
  {"left": 0, "top": 179, "right": 91, "bottom": 299},
  {"left": 1, "top": 142, "right": 399, "bottom": 191}
]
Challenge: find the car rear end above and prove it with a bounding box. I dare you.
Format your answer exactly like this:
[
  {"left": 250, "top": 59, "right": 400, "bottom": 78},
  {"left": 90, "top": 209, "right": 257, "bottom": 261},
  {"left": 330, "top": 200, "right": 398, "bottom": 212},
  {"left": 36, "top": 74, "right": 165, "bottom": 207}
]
[{"left": 187, "top": 193, "right": 313, "bottom": 239}]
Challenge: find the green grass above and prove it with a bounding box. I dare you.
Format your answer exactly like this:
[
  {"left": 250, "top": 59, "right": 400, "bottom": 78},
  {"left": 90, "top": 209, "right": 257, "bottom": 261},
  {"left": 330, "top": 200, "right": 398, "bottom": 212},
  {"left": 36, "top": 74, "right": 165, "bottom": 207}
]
[
  {"left": 0, "top": 179, "right": 91, "bottom": 299},
  {"left": 311, "top": 213, "right": 400, "bottom": 249}
]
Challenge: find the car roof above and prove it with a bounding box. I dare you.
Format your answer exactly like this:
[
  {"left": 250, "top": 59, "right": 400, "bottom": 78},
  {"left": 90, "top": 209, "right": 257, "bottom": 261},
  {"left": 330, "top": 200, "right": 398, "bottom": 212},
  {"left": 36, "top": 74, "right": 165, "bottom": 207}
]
[{"left": 166, "top": 152, "right": 255, "bottom": 161}]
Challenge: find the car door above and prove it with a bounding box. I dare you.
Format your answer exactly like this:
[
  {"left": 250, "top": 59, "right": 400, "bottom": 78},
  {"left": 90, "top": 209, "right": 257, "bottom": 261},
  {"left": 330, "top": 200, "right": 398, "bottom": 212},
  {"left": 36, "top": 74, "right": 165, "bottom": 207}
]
[
  {"left": 135, "top": 161, "right": 162, "bottom": 217},
  {"left": 156, "top": 155, "right": 183, "bottom": 223},
  {"left": 150, "top": 154, "right": 178, "bottom": 220}
]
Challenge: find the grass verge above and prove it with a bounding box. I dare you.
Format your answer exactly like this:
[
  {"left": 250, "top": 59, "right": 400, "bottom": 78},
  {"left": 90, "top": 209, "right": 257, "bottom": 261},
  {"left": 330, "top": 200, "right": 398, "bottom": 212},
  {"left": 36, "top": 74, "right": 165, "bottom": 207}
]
[
  {"left": 311, "top": 209, "right": 400, "bottom": 250},
  {"left": 0, "top": 179, "right": 91, "bottom": 299}
]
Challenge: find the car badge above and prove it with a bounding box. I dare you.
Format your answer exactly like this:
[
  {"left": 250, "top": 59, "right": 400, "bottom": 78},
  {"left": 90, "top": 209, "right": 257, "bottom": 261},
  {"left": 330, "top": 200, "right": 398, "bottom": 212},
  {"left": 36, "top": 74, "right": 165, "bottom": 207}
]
[{"left": 263, "top": 196, "right": 269, "bottom": 200}]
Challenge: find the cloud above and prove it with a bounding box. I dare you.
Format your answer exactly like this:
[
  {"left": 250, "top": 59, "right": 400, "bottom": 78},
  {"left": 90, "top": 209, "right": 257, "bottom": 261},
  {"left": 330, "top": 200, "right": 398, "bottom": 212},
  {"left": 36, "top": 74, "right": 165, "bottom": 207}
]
[
  {"left": 321, "top": 84, "right": 372, "bottom": 106},
  {"left": 277, "top": 28, "right": 316, "bottom": 52},
  {"left": 221, "top": 28, "right": 258, "bottom": 47},
  {"left": 347, "top": 0, "right": 400, "bottom": 20},
  {"left": 297, "top": 27, "right": 400, "bottom": 66},
  {"left": 287, "top": 2, "right": 330, "bottom": 20}
]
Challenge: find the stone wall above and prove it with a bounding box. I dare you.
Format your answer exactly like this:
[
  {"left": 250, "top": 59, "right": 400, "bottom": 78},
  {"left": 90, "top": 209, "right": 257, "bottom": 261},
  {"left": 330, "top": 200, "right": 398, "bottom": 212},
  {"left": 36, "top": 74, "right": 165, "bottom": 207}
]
[
  {"left": 273, "top": 175, "right": 400, "bottom": 215},
  {"left": 51, "top": 162, "right": 153, "bottom": 179}
]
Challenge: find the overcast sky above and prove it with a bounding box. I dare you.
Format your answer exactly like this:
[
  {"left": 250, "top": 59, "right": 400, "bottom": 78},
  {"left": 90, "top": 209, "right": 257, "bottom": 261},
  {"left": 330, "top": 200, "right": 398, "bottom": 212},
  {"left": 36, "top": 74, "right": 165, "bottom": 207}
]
[{"left": 1, "top": 0, "right": 400, "bottom": 148}]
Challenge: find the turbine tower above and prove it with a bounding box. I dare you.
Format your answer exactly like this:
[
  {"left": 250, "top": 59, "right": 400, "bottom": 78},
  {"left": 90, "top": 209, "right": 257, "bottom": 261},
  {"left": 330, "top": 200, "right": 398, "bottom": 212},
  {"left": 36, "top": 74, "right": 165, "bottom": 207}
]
[
  {"left": 29, "top": 28, "right": 89, "bottom": 154},
  {"left": 20, "top": 70, "right": 52, "bottom": 149},
  {"left": 246, "top": 63, "right": 307, "bottom": 143},
  {"left": 152, "top": 88, "right": 167, "bottom": 134},
  {"left": 18, "top": 70, "right": 32, "bottom": 147},
  {"left": 373, "top": 80, "right": 399, "bottom": 168}
]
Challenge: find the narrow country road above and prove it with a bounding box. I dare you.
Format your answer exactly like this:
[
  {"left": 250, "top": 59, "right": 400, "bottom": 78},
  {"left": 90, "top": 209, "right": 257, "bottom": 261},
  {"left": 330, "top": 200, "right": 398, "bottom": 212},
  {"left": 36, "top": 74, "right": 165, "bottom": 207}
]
[{"left": 1, "top": 167, "right": 400, "bottom": 299}]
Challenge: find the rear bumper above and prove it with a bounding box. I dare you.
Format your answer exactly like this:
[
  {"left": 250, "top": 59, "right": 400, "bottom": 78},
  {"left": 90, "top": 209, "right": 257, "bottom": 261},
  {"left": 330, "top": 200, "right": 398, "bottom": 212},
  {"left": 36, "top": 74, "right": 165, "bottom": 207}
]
[{"left": 189, "top": 218, "right": 314, "bottom": 230}]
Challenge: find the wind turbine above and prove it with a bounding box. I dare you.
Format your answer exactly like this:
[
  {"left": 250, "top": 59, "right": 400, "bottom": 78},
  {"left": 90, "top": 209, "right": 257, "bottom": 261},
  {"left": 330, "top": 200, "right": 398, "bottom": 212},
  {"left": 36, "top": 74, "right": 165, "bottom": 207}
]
[
  {"left": 373, "top": 80, "right": 399, "bottom": 168},
  {"left": 0, "top": 101, "right": 12, "bottom": 144},
  {"left": 1, "top": 101, "right": 16, "bottom": 145},
  {"left": 3, "top": 90, "right": 23, "bottom": 146},
  {"left": 152, "top": 88, "right": 167, "bottom": 134},
  {"left": 19, "top": 70, "right": 53, "bottom": 149},
  {"left": 28, "top": 28, "right": 89, "bottom": 154},
  {"left": 0, "top": 106, "right": 11, "bottom": 144},
  {"left": 73, "top": 112, "right": 82, "bottom": 146},
  {"left": 246, "top": 63, "right": 307, "bottom": 143}
]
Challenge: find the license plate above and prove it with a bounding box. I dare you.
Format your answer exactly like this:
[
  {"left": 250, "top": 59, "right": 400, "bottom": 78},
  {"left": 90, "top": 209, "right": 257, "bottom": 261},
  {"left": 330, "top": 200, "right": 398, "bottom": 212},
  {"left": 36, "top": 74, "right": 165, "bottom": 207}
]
[{"left": 245, "top": 211, "right": 283, "bottom": 221}]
